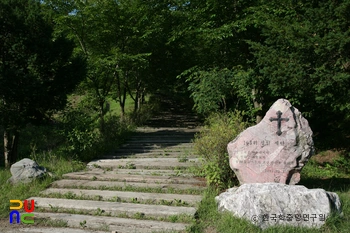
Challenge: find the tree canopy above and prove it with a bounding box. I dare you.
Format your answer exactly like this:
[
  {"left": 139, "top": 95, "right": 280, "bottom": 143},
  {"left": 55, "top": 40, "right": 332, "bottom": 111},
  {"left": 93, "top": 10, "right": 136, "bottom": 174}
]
[
  {"left": 178, "top": 0, "right": 350, "bottom": 147},
  {"left": 0, "top": 0, "right": 86, "bottom": 166},
  {"left": 1, "top": 0, "right": 349, "bottom": 166}
]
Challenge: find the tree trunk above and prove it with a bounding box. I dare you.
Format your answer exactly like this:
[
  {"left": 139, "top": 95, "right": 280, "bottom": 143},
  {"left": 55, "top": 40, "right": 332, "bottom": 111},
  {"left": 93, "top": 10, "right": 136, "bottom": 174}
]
[
  {"left": 138, "top": 91, "right": 143, "bottom": 111},
  {"left": 252, "top": 88, "right": 263, "bottom": 124},
  {"left": 99, "top": 100, "right": 105, "bottom": 134},
  {"left": 11, "top": 132, "right": 19, "bottom": 164},
  {"left": 120, "top": 85, "right": 127, "bottom": 119},
  {"left": 4, "top": 129, "right": 19, "bottom": 168},
  {"left": 4, "top": 130, "right": 10, "bottom": 168},
  {"left": 222, "top": 97, "right": 227, "bottom": 112},
  {"left": 114, "top": 66, "right": 126, "bottom": 119},
  {"left": 134, "top": 89, "right": 139, "bottom": 113}
]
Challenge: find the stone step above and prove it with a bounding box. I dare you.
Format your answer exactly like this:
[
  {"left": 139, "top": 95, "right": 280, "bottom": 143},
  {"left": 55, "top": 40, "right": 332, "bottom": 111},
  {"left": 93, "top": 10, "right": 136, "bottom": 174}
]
[
  {"left": 51, "top": 179, "right": 206, "bottom": 192},
  {"left": 100, "top": 153, "right": 198, "bottom": 160},
  {"left": 33, "top": 212, "right": 189, "bottom": 232},
  {"left": 87, "top": 158, "right": 201, "bottom": 169},
  {"left": 30, "top": 197, "right": 196, "bottom": 218},
  {"left": 125, "top": 140, "right": 193, "bottom": 144},
  {"left": 135, "top": 127, "right": 200, "bottom": 133},
  {"left": 62, "top": 171, "right": 204, "bottom": 185},
  {"left": 1, "top": 227, "right": 107, "bottom": 233},
  {"left": 119, "top": 142, "right": 194, "bottom": 148},
  {"left": 147, "top": 115, "right": 198, "bottom": 119},
  {"left": 124, "top": 141, "right": 193, "bottom": 145},
  {"left": 127, "top": 138, "right": 193, "bottom": 142},
  {"left": 100, "top": 155, "right": 197, "bottom": 160},
  {"left": 130, "top": 135, "right": 195, "bottom": 139},
  {"left": 87, "top": 168, "right": 194, "bottom": 176},
  {"left": 112, "top": 148, "right": 194, "bottom": 154},
  {"left": 145, "top": 118, "right": 198, "bottom": 122},
  {"left": 102, "top": 152, "right": 197, "bottom": 159},
  {"left": 40, "top": 188, "right": 202, "bottom": 205}
]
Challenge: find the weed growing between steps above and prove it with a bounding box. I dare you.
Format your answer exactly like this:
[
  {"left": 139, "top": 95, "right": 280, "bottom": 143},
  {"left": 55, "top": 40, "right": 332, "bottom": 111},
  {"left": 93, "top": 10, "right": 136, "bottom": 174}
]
[
  {"left": 35, "top": 218, "right": 68, "bottom": 228},
  {"left": 35, "top": 206, "right": 195, "bottom": 224},
  {"left": 40, "top": 192, "right": 195, "bottom": 207},
  {"left": 51, "top": 183, "right": 205, "bottom": 195}
]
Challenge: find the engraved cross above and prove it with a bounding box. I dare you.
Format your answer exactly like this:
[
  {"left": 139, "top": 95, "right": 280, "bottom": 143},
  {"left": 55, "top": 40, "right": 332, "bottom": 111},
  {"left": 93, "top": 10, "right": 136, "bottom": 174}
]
[{"left": 269, "top": 111, "right": 289, "bottom": 136}]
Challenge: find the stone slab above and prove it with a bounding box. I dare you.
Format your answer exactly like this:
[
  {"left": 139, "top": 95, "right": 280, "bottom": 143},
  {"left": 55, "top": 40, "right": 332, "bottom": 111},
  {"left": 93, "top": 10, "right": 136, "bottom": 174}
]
[
  {"left": 51, "top": 179, "right": 206, "bottom": 191},
  {"left": 127, "top": 139, "right": 193, "bottom": 143},
  {"left": 135, "top": 127, "right": 200, "bottom": 133},
  {"left": 120, "top": 142, "right": 193, "bottom": 148},
  {"left": 130, "top": 136, "right": 195, "bottom": 140},
  {"left": 62, "top": 171, "right": 203, "bottom": 184},
  {"left": 87, "top": 168, "right": 194, "bottom": 176},
  {"left": 87, "top": 158, "right": 201, "bottom": 169},
  {"left": 216, "top": 183, "right": 342, "bottom": 229},
  {"left": 41, "top": 188, "right": 202, "bottom": 205},
  {"left": 29, "top": 197, "right": 197, "bottom": 217},
  {"left": 35, "top": 212, "right": 188, "bottom": 232},
  {"left": 111, "top": 149, "right": 194, "bottom": 155},
  {"left": 101, "top": 152, "right": 198, "bottom": 159},
  {"left": 0, "top": 228, "right": 107, "bottom": 233}
]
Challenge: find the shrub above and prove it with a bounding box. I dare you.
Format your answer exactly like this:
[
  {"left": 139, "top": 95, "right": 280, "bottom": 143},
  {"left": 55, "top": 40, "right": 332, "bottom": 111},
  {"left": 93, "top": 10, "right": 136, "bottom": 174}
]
[
  {"left": 194, "top": 111, "right": 249, "bottom": 190},
  {"left": 102, "top": 114, "right": 135, "bottom": 149},
  {"left": 127, "top": 102, "right": 158, "bottom": 126}
]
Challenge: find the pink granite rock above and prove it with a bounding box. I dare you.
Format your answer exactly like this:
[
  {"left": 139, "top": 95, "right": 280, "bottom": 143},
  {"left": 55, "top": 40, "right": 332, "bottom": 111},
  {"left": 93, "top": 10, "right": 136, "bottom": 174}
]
[{"left": 228, "top": 99, "right": 314, "bottom": 184}]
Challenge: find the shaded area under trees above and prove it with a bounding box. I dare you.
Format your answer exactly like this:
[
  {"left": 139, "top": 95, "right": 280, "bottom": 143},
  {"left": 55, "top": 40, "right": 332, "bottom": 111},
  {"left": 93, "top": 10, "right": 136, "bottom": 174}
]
[{"left": 0, "top": 0, "right": 86, "bottom": 167}]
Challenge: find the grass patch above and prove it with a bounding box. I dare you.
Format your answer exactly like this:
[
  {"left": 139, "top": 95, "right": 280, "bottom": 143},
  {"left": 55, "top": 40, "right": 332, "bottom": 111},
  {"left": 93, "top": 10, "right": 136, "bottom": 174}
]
[{"left": 0, "top": 155, "right": 85, "bottom": 218}]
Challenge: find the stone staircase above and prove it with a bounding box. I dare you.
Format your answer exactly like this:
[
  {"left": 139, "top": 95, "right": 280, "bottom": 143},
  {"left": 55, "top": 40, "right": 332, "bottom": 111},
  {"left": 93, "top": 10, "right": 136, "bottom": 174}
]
[{"left": 5, "top": 103, "right": 205, "bottom": 233}]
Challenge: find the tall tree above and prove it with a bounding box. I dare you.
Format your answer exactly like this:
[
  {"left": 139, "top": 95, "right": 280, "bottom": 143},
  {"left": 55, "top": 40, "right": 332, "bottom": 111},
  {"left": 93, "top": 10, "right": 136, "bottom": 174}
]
[
  {"left": 175, "top": 0, "right": 260, "bottom": 117},
  {"left": 0, "top": 0, "right": 86, "bottom": 167},
  {"left": 238, "top": 0, "right": 350, "bottom": 144},
  {"left": 179, "top": 0, "right": 350, "bottom": 144},
  {"left": 49, "top": 0, "right": 154, "bottom": 120}
]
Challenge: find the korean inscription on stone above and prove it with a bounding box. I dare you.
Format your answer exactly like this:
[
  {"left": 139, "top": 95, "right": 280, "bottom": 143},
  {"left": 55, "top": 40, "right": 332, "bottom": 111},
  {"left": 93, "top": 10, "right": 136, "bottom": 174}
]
[{"left": 227, "top": 99, "right": 314, "bottom": 185}]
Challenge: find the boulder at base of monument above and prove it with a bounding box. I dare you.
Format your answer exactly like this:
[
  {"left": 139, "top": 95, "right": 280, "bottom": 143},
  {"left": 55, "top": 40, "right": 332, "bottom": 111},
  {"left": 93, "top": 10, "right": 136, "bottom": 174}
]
[
  {"left": 7, "top": 158, "right": 50, "bottom": 184},
  {"left": 228, "top": 98, "right": 314, "bottom": 185},
  {"left": 215, "top": 183, "right": 342, "bottom": 229}
]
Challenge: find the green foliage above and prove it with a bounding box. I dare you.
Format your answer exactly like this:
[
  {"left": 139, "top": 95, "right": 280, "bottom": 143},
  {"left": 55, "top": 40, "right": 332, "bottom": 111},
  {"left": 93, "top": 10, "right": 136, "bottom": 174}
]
[
  {"left": 0, "top": 0, "right": 86, "bottom": 165},
  {"left": 182, "top": 68, "right": 236, "bottom": 114},
  {"left": 175, "top": 0, "right": 350, "bottom": 150},
  {"left": 126, "top": 100, "right": 156, "bottom": 126},
  {"left": 59, "top": 101, "right": 134, "bottom": 161},
  {"left": 58, "top": 102, "right": 99, "bottom": 161},
  {"left": 194, "top": 111, "right": 249, "bottom": 189},
  {"left": 302, "top": 151, "right": 350, "bottom": 179},
  {"left": 0, "top": 0, "right": 86, "bottom": 126},
  {"left": 48, "top": 0, "right": 166, "bottom": 118},
  {"left": 238, "top": 0, "right": 350, "bottom": 145}
]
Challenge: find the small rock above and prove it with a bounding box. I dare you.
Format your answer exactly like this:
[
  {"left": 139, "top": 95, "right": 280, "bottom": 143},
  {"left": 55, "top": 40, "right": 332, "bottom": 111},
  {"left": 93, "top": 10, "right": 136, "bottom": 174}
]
[
  {"left": 215, "top": 183, "right": 342, "bottom": 229},
  {"left": 7, "top": 158, "right": 50, "bottom": 184},
  {"left": 228, "top": 99, "right": 314, "bottom": 184}
]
